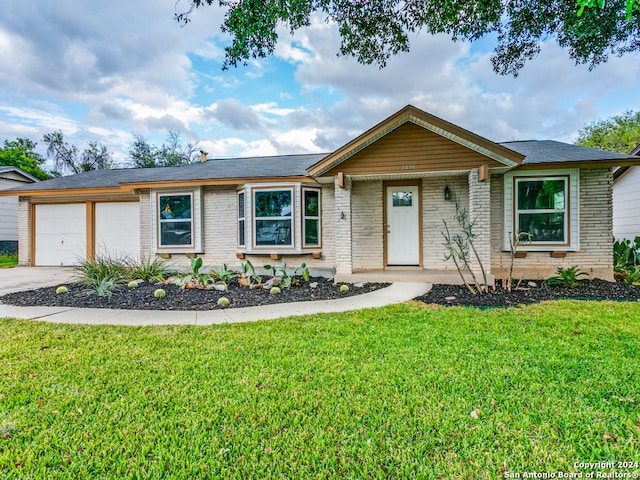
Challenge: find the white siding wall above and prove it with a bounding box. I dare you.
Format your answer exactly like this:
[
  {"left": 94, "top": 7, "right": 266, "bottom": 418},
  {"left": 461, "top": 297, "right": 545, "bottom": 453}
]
[
  {"left": 613, "top": 166, "right": 640, "bottom": 240},
  {"left": 0, "top": 178, "right": 20, "bottom": 242}
]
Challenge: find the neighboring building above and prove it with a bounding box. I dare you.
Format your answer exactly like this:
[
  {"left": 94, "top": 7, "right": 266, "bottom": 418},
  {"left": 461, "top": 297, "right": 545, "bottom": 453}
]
[
  {"left": 0, "top": 167, "right": 39, "bottom": 253},
  {"left": 3, "top": 105, "right": 640, "bottom": 282},
  {"left": 612, "top": 145, "right": 640, "bottom": 241}
]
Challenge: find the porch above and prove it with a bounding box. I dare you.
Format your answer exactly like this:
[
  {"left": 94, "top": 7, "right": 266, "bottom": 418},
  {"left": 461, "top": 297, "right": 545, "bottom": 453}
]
[{"left": 334, "top": 269, "right": 495, "bottom": 285}]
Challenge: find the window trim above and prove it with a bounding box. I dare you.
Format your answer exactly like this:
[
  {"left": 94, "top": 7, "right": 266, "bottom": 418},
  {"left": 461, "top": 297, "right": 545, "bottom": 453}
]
[
  {"left": 503, "top": 169, "right": 580, "bottom": 252},
  {"left": 156, "top": 191, "right": 195, "bottom": 249},
  {"left": 514, "top": 175, "right": 569, "bottom": 246},
  {"left": 237, "top": 190, "right": 245, "bottom": 248},
  {"left": 252, "top": 186, "right": 296, "bottom": 250},
  {"left": 302, "top": 187, "right": 322, "bottom": 249},
  {"left": 151, "top": 187, "right": 203, "bottom": 254}
]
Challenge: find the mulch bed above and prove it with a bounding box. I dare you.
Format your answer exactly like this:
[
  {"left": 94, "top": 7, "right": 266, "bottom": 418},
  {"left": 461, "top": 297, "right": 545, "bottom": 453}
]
[
  {"left": 414, "top": 278, "right": 640, "bottom": 307},
  {"left": 0, "top": 277, "right": 390, "bottom": 311}
]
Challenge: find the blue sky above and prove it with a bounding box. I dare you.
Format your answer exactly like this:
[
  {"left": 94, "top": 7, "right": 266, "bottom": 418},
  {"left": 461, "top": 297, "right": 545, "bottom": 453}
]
[{"left": 1, "top": 0, "right": 639, "bottom": 169}]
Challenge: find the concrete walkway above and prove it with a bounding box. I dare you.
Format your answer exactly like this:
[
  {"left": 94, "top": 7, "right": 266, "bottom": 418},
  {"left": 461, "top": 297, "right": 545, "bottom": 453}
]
[{"left": 0, "top": 268, "right": 430, "bottom": 325}]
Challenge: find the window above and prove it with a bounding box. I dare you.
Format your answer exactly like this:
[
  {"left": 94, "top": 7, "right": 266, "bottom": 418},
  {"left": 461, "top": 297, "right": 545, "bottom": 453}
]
[
  {"left": 254, "top": 189, "right": 293, "bottom": 247},
  {"left": 158, "top": 193, "right": 193, "bottom": 247},
  {"left": 303, "top": 188, "right": 321, "bottom": 247},
  {"left": 516, "top": 177, "right": 567, "bottom": 243},
  {"left": 504, "top": 169, "right": 579, "bottom": 251},
  {"left": 238, "top": 191, "right": 245, "bottom": 247}
]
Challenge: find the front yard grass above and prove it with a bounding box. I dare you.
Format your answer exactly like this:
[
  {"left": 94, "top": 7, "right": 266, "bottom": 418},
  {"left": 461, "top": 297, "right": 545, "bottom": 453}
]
[
  {"left": 1, "top": 300, "right": 639, "bottom": 478},
  {"left": 0, "top": 253, "right": 18, "bottom": 268}
]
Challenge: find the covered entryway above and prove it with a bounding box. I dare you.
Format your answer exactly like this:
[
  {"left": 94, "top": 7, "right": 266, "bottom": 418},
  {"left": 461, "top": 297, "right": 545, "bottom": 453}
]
[
  {"left": 385, "top": 185, "right": 420, "bottom": 266},
  {"left": 35, "top": 203, "right": 86, "bottom": 266},
  {"left": 94, "top": 202, "right": 140, "bottom": 260}
]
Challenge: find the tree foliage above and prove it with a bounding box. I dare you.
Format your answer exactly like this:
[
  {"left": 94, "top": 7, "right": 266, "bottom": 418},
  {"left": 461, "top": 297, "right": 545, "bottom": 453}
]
[
  {"left": 42, "top": 131, "right": 114, "bottom": 175},
  {"left": 175, "top": 0, "right": 640, "bottom": 76},
  {"left": 0, "top": 138, "right": 51, "bottom": 180},
  {"left": 575, "top": 110, "right": 640, "bottom": 153},
  {"left": 128, "top": 131, "right": 200, "bottom": 168}
]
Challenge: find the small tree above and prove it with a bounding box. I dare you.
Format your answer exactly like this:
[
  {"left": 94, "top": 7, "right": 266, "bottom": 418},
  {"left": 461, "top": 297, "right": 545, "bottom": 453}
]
[
  {"left": 442, "top": 204, "right": 488, "bottom": 295},
  {"left": 0, "top": 138, "right": 51, "bottom": 180}
]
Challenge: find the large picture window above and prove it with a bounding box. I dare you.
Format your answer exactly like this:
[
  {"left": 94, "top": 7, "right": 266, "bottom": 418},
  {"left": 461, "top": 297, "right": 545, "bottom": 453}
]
[
  {"left": 158, "top": 193, "right": 193, "bottom": 247},
  {"left": 515, "top": 177, "right": 567, "bottom": 244},
  {"left": 254, "top": 189, "right": 293, "bottom": 247}
]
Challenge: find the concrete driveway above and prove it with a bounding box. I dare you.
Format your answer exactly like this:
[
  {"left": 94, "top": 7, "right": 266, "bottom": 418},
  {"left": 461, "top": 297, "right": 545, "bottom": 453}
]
[{"left": 0, "top": 266, "right": 76, "bottom": 296}]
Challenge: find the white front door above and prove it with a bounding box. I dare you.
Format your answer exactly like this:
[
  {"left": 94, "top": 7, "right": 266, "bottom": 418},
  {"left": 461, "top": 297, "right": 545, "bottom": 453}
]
[{"left": 386, "top": 185, "right": 420, "bottom": 265}]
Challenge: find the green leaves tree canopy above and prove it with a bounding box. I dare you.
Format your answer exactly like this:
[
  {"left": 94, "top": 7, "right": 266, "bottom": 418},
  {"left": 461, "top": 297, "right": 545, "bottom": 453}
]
[
  {"left": 175, "top": 0, "right": 640, "bottom": 76},
  {"left": 0, "top": 138, "right": 51, "bottom": 180},
  {"left": 575, "top": 110, "right": 640, "bottom": 153}
]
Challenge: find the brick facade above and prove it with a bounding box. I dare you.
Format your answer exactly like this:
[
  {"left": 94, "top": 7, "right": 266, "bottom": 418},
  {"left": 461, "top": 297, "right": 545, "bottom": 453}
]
[{"left": 491, "top": 168, "right": 614, "bottom": 280}]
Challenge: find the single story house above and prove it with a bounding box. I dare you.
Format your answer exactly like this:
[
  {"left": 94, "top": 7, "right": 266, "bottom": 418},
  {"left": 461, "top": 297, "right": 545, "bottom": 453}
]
[
  {"left": 0, "top": 166, "right": 39, "bottom": 253},
  {"left": 612, "top": 145, "right": 640, "bottom": 241},
  {"left": 3, "top": 105, "right": 640, "bottom": 282}
]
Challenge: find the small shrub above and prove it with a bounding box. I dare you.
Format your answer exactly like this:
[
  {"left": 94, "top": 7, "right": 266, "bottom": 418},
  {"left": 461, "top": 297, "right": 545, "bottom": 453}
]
[
  {"left": 340, "top": 284, "right": 349, "bottom": 293},
  {"left": 270, "top": 287, "right": 281, "bottom": 295},
  {"left": 217, "top": 297, "right": 230, "bottom": 307},
  {"left": 86, "top": 278, "right": 118, "bottom": 297},
  {"left": 55, "top": 286, "right": 68, "bottom": 294},
  {"left": 126, "top": 257, "right": 175, "bottom": 282},
  {"left": 127, "top": 281, "right": 138, "bottom": 288},
  {"left": 214, "top": 264, "right": 237, "bottom": 284},
  {"left": 546, "top": 266, "right": 588, "bottom": 288},
  {"left": 153, "top": 288, "right": 166, "bottom": 298}
]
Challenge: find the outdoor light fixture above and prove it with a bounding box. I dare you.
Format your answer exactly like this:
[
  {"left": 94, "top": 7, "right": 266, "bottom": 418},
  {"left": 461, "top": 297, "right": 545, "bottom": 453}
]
[{"left": 444, "top": 186, "right": 451, "bottom": 201}]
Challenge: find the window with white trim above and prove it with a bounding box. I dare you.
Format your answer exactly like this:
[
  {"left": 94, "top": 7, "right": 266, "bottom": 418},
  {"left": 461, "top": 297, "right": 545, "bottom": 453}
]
[
  {"left": 516, "top": 177, "right": 567, "bottom": 244},
  {"left": 303, "top": 188, "right": 321, "bottom": 247},
  {"left": 504, "top": 169, "right": 579, "bottom": 251},
  {"left": 158, "top": 193, "right": 193, "bottom": 247},
  {"left": 238, "top": 191, "right": 245, "bottom": 247},
  {"left": 254, "top": 189, "right": 293, "bottom": 247}
]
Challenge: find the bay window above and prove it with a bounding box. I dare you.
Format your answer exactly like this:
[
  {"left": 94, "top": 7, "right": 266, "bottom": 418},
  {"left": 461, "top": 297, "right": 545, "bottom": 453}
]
[{"left": 237, "top": 184, "right": 321, "bottom": 252}]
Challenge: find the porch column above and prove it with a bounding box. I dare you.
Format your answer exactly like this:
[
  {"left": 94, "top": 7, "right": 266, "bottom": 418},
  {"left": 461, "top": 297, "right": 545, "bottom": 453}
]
[
  {"left": 468, "top": 168, "right": 491, "bottom": 277},
  {"left": 334, "top": 175, "right": 353, "bottom": 276}
]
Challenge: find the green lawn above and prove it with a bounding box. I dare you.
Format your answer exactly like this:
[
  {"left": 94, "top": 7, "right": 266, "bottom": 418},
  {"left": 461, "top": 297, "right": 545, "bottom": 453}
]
[
  {"left": 0, "top": 253, "right": 18, "bottom": 268},
  {"left": 1, "top": 301, "right": 639, "bottom": 478}
]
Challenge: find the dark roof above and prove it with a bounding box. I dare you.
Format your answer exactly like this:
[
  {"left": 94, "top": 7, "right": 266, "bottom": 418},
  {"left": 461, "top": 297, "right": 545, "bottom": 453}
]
[
  {"left": 9, "top": 153, "right": 328, "bottom": 192},
  {"left": 500, "top": 140, "right": 640, "bottom": 165},
  {"left": 6, "top": 139, "right": 640, "bottom": 194}
]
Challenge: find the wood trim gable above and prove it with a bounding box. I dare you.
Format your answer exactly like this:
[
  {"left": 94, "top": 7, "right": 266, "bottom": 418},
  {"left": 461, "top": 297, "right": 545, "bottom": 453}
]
[{"left": 308, "top": 105, "right": 525, "bottom": 177}]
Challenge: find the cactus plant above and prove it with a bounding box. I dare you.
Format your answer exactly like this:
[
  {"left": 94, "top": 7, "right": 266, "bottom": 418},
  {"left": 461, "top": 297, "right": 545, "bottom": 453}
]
[
  {"left": 153, "top": 288, "right": 166, "bottom": 298},
  {"left": 270, "top": 286, "right": 281, "bottom": 295},
  {"left": 217, "top": 297, "right": 230, "bottom": 307},
  {"left": 340, "top": 284, "right": 349, "bottom": 293},
  {"left": 55, "top": 286, "right": 68, "bottom": 294},
  {"left": 127, "top": 281, "right": 138, "bottom": 288}
]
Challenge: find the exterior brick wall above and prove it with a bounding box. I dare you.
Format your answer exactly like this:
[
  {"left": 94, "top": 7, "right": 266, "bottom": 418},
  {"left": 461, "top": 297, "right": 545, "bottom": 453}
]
[
  {"left": 422, "top": 176, "right": 469, "bottom": 270},
  {"left": 17, "top": 197, "right": 30, "bottom": 266},
  {"left": 139, "top": 190, "right": 151, "bottom": 261},
  {"left": 334, "top": 176, "right": 353, "bottom": 275},
  {"left": 491, "top": 168, "right": 614, "bottom": 280},
  {"left": 140, "top": 184, "right": 336, "bottom": 275},
  {"left": 351, "top": 180, "right": 384, "bottom": 271},
  {"left": 468, "top": 169, "right": 491, "bottom": 276}
]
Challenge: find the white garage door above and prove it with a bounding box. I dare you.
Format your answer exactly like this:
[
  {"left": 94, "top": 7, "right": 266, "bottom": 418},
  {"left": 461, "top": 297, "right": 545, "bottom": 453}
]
[
  {"left": 95, "top": 202, "right": 140, "bottom": 260},
  {"left": 35, "top": 204, "right": 86, "bottom": 266}
]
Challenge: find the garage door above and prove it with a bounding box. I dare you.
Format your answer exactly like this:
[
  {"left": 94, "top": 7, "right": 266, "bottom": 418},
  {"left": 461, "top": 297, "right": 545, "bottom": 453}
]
[
  {"left": 94, "top": 202, "right": 140, "bottom": 260},
  {"left": 35, "top": 204, "right": 86, "bottom": 266}
]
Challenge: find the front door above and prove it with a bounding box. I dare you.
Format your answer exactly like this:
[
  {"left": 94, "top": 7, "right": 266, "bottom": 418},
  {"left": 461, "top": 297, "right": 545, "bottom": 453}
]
[{"left": 386, "top": 185, "right": 420, "bottom": 266}]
